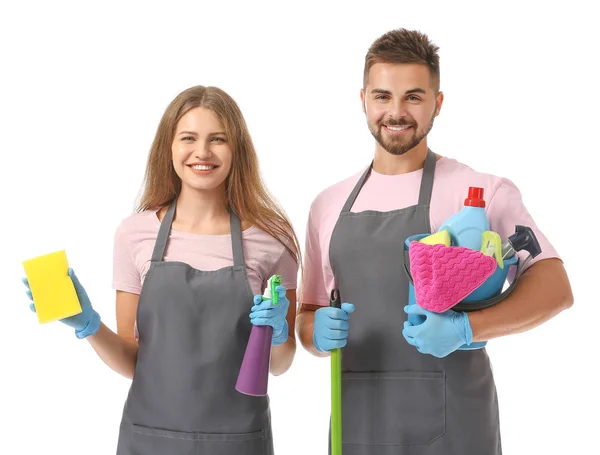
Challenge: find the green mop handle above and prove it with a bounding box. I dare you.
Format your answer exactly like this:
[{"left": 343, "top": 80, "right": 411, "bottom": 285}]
[{"left": 330, "top": 288, "right": 342, "bottom": 455}]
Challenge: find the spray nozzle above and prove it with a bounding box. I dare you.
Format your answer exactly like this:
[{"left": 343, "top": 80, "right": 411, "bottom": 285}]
[
  {"left": 507, "top": 225, "right": 542, "bottom": 258},
  {"left": 263, "top": 274, "right": 282, "bottom": 305}
]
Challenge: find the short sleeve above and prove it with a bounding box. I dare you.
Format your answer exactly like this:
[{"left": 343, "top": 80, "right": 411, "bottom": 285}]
[
  {"left": 486, "top": 179, "right": 561, "bottom": 275},
  {"left": 272, "top": 245, "right": 299, "bottom": 291},
  {"left": 299, "top": 202, "right": 330, "bottom": 307},
  {"left": 112, "top": 221, "right": 142, "bottom": 295}
]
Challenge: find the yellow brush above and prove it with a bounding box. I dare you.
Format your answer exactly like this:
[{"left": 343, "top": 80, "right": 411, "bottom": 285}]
[{"left": 22, "top": 250, "right": 82, "bottom": 323}]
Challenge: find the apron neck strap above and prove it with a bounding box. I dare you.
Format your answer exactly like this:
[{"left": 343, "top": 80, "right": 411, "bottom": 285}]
[
  {"left": 342, "top": 148, "right": 437, "bottom": 213},
  {"left": 228, "top": 209, "right": 246, "bottom": 267},
  {"left": 151, "top": 200, "right": 177, "bottom": 262},
  {"left": 342, "top": 164, "right": 372, "bottom": 213},
  {"left": 151, "top": 199, "right": 246, "bottom": 268},
  {"left": 417, "top": 148, "right": 436, "bottom": 207}
]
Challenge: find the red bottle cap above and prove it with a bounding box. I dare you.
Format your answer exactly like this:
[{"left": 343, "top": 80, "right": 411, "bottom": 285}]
[{"left": 464, "top": 187, "right": 485, "bottom": 207}]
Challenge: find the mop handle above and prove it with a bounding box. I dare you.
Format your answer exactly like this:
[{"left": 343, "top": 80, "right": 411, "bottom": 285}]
[{"left": 330, "top": 288, "right": 342, "bottom": 455}]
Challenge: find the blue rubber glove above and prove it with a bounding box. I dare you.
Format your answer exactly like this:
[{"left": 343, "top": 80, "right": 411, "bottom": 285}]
[
  {"left": 249, "top": 285, "right": 290, "bottom": 347},
  {"left": 313, "top": 303, "right": 355, "bottom": 352},
  {"left": 22, "top": 267, "right": 101, "bottom": 339},
  {"left": 402, "top": 305, "right": 472, "bottom": 358}
]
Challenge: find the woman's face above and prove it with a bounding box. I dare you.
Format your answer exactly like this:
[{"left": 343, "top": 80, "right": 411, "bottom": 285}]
[{"left": 172, "top": 107, "right": 233, "bottom": 193}]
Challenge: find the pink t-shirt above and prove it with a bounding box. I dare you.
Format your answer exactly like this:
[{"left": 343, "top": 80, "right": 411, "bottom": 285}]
[
  {"left": 300, "top": 156, "right": 560, "bottom": 307},
  {"left": 112, "top": 209, "right": 299, "bottom": 296}
]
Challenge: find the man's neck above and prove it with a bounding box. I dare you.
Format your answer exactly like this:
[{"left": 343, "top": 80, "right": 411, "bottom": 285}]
[{"left": 372, "top": 141, "right": 431, "bottom": 175}]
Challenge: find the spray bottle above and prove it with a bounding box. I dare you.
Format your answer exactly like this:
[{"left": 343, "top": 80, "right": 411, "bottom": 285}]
[{"left": 235, "top": 274, "right": 282, "bottom": 396}]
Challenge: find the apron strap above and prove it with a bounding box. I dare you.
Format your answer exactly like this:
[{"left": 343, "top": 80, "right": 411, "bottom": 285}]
[
  {"left": 151, "top": 199, "right": 177, "bottom": 262},
  {"left": 150, "top": 199, "right": 245, "bottom": 267},
  {"left": 229, "top": 210, "right": 246, "bottom": 268},
  {"left": 418, "top": 149, "right": 437, "bottom": 207},
  {"left": 341, "top": 148, "right": 437, "bottom": 213},
  {"left": 151, "top": 199, "right": 246, "bottom": 267},
  {"left": 341, "top": 165, "right": 371, "bottom": 213}
]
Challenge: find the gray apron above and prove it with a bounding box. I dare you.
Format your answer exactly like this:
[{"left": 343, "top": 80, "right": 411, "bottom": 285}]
[
  {"left": 116, "top": 201, "right": 273, "bottom": 455},
  {"left": 329, "top": 150, "right": 501, "bottom": 455}
]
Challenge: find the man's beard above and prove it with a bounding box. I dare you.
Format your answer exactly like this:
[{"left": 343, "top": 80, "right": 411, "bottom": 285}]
[{"left": 369, "top": 112, "right": 435, "bottom": 156}]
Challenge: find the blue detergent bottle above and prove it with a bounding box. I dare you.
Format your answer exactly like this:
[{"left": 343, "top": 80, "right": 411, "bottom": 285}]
[
  {"left": 438, "top": 187, "right": 489, "bottom": 249},
  {"left": 437, "top": 186, "right": 489, "bottom": 349}
]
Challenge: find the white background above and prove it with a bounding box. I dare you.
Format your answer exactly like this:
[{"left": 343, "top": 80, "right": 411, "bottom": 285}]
[{"left": 1, "top": 1, "right": 597, "bottom": 454}]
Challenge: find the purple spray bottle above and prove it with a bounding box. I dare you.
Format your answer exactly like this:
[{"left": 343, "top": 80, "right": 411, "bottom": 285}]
[{"left": 235, "top": 274, "right": 282, "bottom": 396}]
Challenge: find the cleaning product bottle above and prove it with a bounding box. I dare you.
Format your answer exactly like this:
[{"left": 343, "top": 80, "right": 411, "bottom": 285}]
[
  {"left": 438, "top": 187, "right": 490, "bottom": 250},
  {"left": 235, "top": 275, "right": 282, "bottom": 396}
]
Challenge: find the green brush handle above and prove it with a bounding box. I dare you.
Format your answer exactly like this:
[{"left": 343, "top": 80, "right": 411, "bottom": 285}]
[{"left": 330, "top": 288, "right": 342, "bottom": 455}]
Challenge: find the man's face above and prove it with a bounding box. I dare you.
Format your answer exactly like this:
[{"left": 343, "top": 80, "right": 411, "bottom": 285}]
[{"left": 361, "top": 63, "right": 443, "bottom": 156}]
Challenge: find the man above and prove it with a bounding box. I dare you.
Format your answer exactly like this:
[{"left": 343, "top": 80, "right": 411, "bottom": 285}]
[{"left": 296, "top": 28, "right": 573, "bottom": 454}]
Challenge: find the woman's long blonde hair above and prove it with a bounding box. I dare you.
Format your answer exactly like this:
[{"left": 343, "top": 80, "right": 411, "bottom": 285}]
[{"left": 137, "top": 85, "right": 301, "bottom": 265}]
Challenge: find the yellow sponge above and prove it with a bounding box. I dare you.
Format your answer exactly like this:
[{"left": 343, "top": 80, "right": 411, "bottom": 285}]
[
  {"left": 22, "top": 250, "right": 82, "bottom": 324},
  {"left": 418, "top": 230, "right": 451, "bottom": 246}
]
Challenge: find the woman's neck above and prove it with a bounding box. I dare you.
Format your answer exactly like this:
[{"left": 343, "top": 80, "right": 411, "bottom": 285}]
[{"left": 171, "top": 185, "right": 230, "bottom": 235}]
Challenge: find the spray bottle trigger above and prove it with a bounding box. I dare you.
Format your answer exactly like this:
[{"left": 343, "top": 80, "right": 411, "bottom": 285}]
[{"left": 262, "top": 274, "right": 282, "bottom": 305}]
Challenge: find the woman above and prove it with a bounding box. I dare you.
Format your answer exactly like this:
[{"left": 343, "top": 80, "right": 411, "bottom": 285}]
[{"left": 22, "top": 85, "right": 300, "bottom": 454}]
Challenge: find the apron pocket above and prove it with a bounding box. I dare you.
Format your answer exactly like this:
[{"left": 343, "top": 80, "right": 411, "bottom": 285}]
[
  {"left": 341, "top": 371, "right": 446, "bottom": 446},
  {"left": 130, "top": 424, "right": 197, "bottom": 455},
  {"left": 130, "top": 424, "right": 266, "bottom": 455},
  {"left": 195, "top": 430, "right": 266, "bottom": 455}
]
